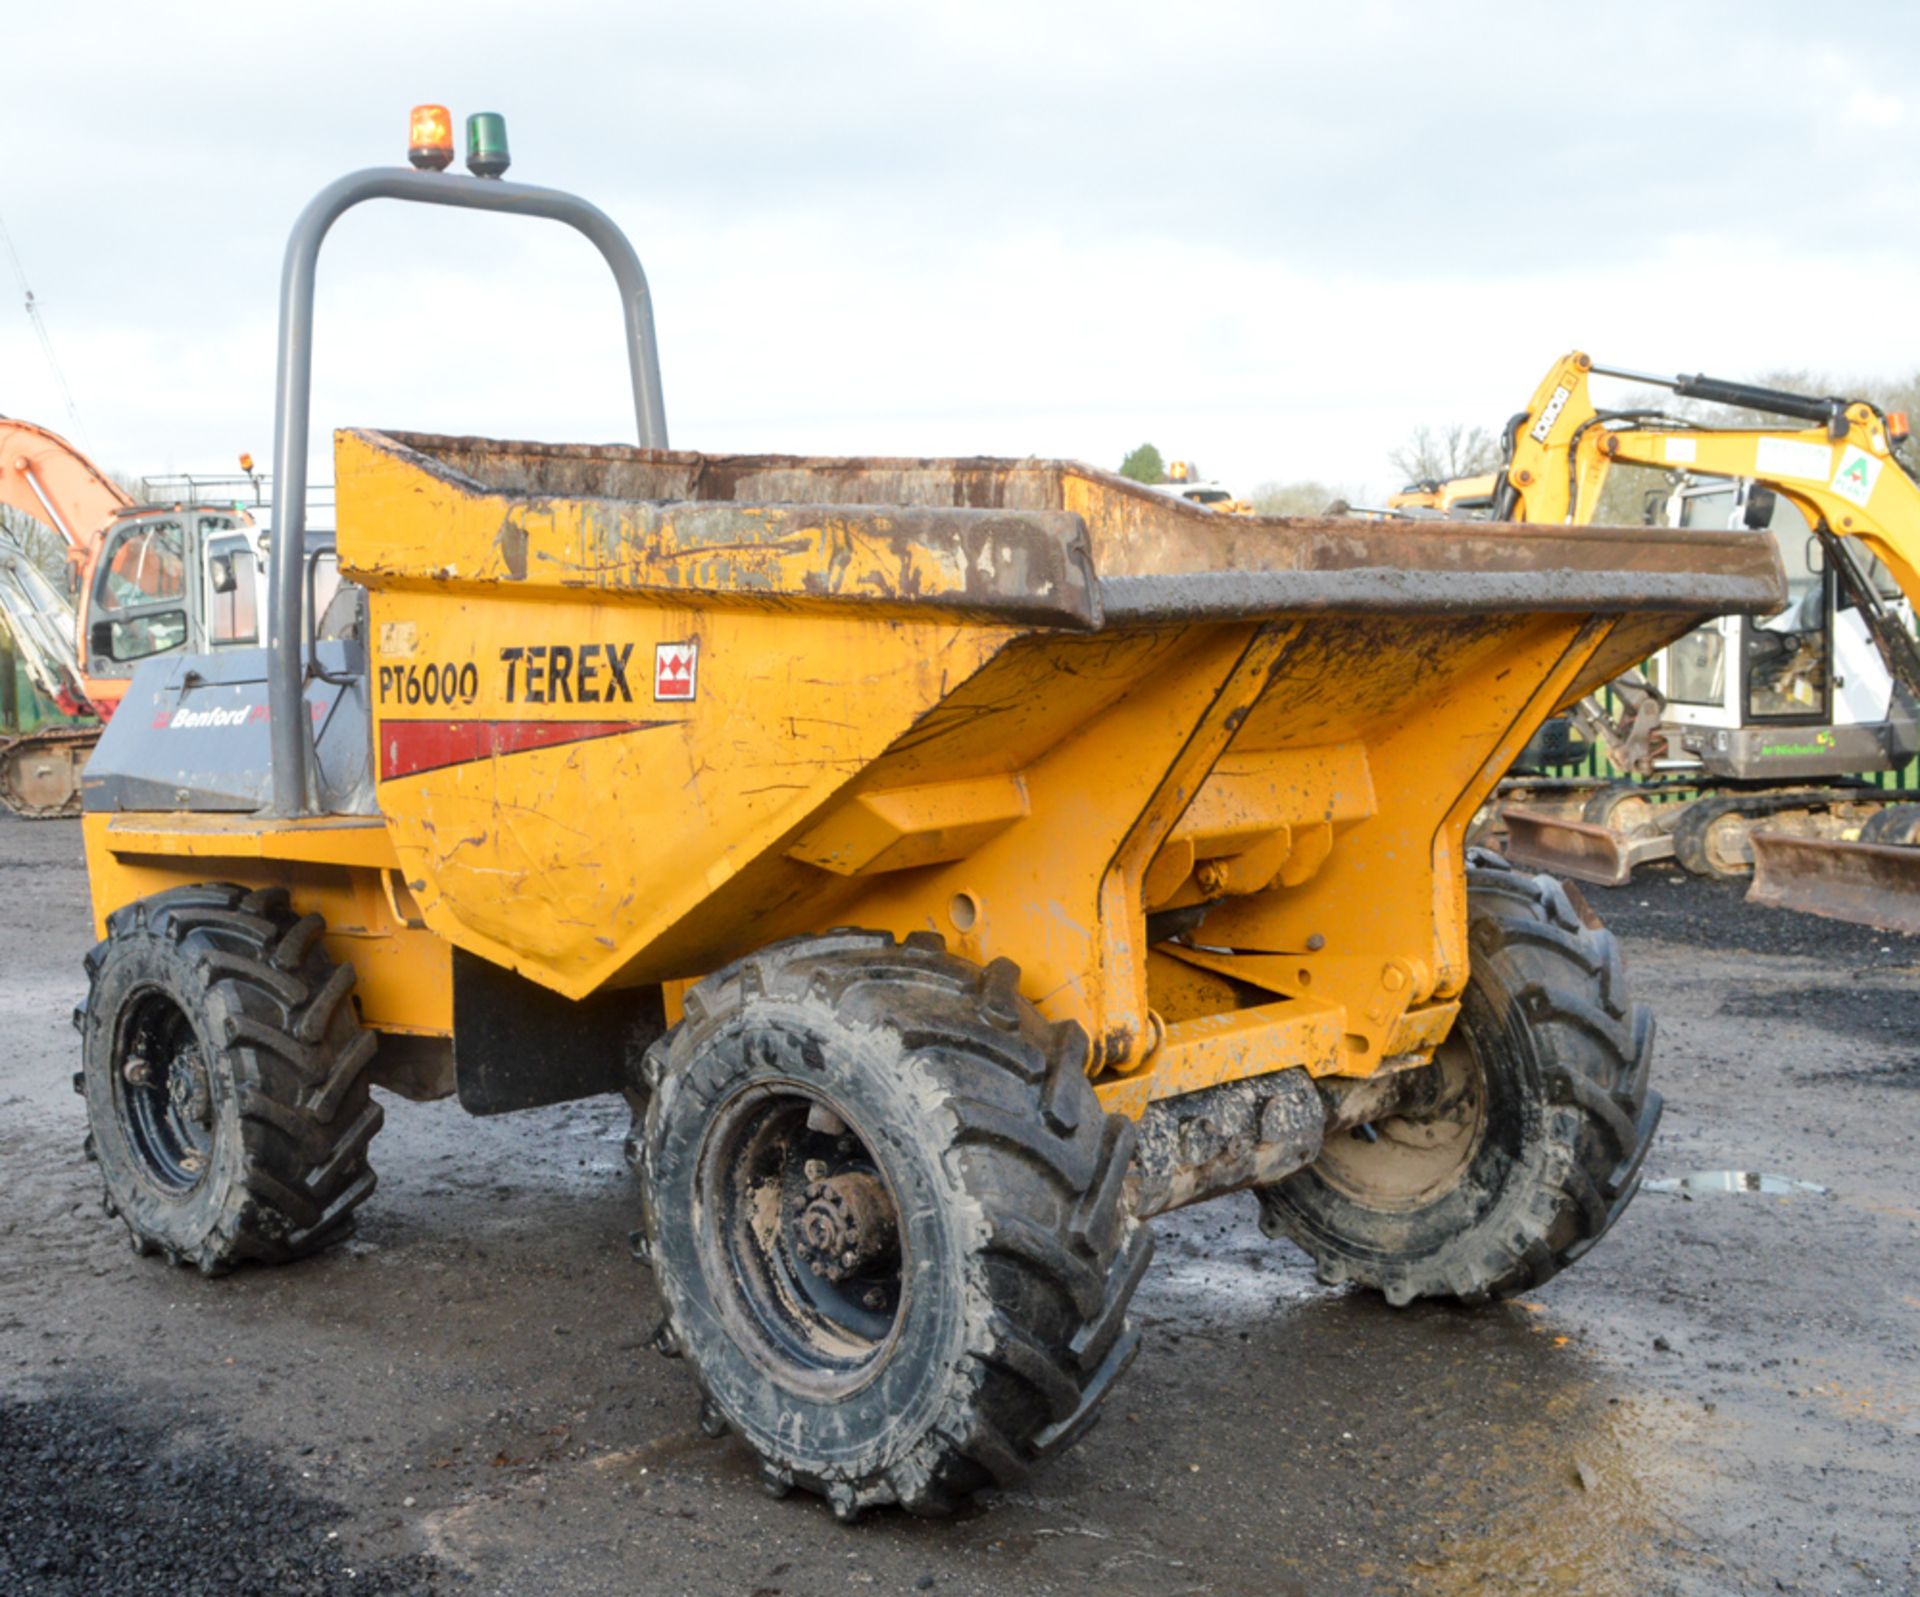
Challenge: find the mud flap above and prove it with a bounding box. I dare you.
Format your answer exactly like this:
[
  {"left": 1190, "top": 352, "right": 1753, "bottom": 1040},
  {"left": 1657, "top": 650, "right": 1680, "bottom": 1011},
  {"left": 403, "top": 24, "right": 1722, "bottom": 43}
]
[
  {"left": 1747, "top": 831, "right": 1920, "bottom": 936},
  {"left": 452, "top": 949, "right": 665, "bottom": 1114},
  {"left": 1500, "top": 807, "right": 1674, "bottom": 887}
]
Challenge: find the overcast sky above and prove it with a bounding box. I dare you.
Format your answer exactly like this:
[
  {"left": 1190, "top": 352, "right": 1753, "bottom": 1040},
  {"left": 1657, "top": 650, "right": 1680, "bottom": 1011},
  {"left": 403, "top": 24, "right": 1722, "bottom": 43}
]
[{"left": 4, "top": 1, "right": 1917, "bottom": 503}]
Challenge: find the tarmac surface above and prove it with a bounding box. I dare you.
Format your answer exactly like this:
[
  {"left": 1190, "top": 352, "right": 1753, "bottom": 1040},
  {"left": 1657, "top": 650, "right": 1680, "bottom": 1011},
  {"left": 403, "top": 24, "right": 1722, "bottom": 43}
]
[{"left": 2, "top": 813, "right": 1915, "bottom": 1595}]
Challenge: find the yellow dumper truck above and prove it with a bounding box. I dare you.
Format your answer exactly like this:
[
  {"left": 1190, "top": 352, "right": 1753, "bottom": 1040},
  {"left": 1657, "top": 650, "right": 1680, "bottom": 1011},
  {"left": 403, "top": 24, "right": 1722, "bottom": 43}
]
[{"left": 71, "top": 116, "right": 1785, "bottom": 1518}]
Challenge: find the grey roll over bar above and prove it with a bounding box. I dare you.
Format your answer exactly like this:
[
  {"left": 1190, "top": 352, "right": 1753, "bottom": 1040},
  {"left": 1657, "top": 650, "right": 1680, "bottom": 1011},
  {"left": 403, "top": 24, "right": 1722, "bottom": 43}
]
[{"left": 266, "top": 166, "right": 668, "bottom": 816}]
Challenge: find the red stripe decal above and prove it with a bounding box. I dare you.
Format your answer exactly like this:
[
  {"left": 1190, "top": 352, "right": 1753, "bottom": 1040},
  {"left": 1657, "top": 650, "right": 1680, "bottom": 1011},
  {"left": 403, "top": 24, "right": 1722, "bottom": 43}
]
[{"left": 379, "top": 719, "right": 670, "bottom": 781}]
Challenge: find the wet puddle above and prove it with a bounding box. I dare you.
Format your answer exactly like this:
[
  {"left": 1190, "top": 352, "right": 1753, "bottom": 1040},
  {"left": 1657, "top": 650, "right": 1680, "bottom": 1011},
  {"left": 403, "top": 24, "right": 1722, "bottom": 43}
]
[
  {"left": 1403, "top": 1383, "right": 1738, "bottom": 1597},
  {"left": 1645, "top": 1170, "right": 1829, "bottom": 1197}
]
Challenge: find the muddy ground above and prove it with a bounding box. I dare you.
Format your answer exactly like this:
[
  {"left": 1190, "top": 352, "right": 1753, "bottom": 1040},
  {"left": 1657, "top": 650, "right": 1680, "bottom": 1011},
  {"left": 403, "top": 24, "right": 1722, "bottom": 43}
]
[{"left": 1, "top": 815, "right": 1915, "bottom": 1595}]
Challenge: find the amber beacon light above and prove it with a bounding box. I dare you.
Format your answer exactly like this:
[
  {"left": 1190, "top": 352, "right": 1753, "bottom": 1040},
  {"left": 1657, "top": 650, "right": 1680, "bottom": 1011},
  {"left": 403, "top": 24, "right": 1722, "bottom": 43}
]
[{"left": 408, "top": 104, "right": 455, "bottom": 171}]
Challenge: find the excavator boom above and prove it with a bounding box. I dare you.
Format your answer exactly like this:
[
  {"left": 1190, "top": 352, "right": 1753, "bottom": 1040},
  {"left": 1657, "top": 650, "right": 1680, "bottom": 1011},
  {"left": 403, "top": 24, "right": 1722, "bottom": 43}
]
[{"left": 1, "top": 417, "right": 132, "bottom": 561}]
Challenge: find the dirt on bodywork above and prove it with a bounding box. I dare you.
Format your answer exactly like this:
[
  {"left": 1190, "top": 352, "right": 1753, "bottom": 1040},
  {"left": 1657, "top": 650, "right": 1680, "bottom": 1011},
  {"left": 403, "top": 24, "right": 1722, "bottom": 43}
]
[{"left": 2, "top": 817, "right": 1916, "bottom": 1595}]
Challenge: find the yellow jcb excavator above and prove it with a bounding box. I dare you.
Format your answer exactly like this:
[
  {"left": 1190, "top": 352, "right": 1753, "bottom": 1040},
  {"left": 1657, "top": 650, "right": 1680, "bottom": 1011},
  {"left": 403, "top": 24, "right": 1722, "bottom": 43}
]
[
  {"left": 1384, "top": 473, "right": 1500, "bottom": 517},
  {"left": 1482, "top": 352, "right": 1920, "bottom": 932}
]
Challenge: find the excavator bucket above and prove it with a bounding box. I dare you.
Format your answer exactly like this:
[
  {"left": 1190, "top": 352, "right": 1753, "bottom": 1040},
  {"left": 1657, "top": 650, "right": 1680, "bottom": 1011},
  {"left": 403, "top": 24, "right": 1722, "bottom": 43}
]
[
  {"left": 1747, "top": 830, "right": 1920, "bottom": 936},
  {"left": 1501, "top": 807, "right": 1674, "bottom": 887}
]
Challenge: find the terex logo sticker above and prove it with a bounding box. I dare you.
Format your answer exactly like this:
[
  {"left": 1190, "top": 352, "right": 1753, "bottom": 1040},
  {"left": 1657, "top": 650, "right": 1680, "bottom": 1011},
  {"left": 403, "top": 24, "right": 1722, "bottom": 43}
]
[
  {"left": 499, "top": 643, "right": 635, "bottom": 704},
  {"left": 655, "top": 641, "right": 698, "bottom": 702}
]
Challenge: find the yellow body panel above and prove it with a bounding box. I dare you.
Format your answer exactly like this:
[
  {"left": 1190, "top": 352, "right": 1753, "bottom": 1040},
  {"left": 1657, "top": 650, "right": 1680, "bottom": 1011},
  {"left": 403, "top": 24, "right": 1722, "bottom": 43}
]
[
  {"left": 84, "top": 430, "right": 1782, "bottom": 1115},
  {"left": 83, "top": 814, "right": 452, "bottom": 1038}
]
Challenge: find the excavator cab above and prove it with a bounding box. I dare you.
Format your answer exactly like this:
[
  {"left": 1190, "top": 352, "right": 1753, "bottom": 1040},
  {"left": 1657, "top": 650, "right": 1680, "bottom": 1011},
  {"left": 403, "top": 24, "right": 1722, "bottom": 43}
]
[
  {"left": 83, "top": 507, "right": 264, "bottom": 687},
  {"left": 1646, "top": 477, "right": 1912, "bottom": 780}
]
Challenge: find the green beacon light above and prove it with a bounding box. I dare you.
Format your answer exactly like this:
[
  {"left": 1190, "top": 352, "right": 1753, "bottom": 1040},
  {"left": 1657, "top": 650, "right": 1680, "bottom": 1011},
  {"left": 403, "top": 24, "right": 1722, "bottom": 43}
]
[{"left": 466, "top": 113, "right": 511, "bottom": 179}]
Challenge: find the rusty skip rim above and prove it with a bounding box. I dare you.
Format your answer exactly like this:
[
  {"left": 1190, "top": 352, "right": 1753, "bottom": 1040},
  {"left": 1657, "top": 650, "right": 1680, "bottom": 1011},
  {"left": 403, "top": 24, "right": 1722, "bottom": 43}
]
[{"left": 1096, "top": 566, "right": 1787, "bottom": 621}]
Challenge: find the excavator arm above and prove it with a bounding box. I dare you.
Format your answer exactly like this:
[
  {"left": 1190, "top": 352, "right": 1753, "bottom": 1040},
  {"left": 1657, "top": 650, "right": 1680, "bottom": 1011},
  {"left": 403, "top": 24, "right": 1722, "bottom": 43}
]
[
  {"left": 1498, "top": 351, "right": 1920, "bottom": 717},
  {"left": 0, "top": 417, "right": 132, "bottom": 563}
]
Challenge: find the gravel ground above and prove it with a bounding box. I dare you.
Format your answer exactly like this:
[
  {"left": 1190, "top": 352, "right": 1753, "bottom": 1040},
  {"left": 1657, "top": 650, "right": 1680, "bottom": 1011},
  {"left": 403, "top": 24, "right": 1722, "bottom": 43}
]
[{"left": 2, "top": 816, "right": 1916, "bottom": 1595}]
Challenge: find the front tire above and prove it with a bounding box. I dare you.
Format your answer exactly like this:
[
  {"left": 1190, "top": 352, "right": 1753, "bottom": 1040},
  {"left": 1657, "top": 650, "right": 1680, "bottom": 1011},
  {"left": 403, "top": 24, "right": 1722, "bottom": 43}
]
[
  {"left": 76, "top": 884, "right": 383, "bottom": 1274},
  {"left": 639, "top": 930, "right": 1150, "bottom": 1519},
  {"left": 1257, "top": 854, "right": 1657, "bottom": 1304}
]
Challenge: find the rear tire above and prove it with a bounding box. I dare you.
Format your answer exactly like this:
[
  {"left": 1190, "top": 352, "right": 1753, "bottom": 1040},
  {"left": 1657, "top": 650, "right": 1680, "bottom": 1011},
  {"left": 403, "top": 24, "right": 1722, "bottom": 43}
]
[
  {"left": 76, "top": 884, "right": 382, "bottom": 1274},
  {"left": 1257, "top": 853, "right": 1657, "bottom": 1305},
  {"left": 638, "top": 930, "right": 1150, "bottom": 1519}
]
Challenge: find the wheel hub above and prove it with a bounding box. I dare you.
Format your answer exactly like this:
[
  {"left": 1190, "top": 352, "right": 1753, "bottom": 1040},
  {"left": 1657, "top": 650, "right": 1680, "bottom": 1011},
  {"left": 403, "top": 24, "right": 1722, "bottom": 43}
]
[
  {"left": 166, "top": 1045, "right": 213, "bottom": 1126},
  {"left": 792, "top": 1171, "right": 898, "bottom": 1282},
  {"left": 699, "top": 1086, "right": 908, "bottom": 1392},
  {"left": 115, "top": 991, "right": 215, "bottom": 1193}
]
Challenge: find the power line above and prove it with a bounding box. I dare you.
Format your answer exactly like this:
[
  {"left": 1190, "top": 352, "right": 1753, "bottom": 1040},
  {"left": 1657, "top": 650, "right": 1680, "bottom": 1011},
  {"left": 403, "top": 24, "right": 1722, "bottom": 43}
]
[{"left": 0, "top": 212, "right": 87, "bottom": 444}]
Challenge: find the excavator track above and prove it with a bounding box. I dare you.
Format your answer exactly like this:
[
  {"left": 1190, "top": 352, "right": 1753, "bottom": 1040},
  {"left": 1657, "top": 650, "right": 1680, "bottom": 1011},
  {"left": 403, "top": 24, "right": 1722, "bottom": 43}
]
[{"left": 0, "top": 725, "right": 96, "bottom": 818}]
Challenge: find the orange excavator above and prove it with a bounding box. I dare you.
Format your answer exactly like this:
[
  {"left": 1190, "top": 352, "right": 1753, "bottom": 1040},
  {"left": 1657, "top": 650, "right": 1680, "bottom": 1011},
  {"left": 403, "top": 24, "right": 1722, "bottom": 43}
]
[{"left": 0, "top": 418, "right": 271, "bottom": 815}]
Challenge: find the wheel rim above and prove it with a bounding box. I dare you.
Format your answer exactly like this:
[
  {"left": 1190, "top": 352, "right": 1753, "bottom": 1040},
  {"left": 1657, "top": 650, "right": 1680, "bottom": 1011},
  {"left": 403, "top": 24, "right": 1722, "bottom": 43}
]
[
  {"left": 113, "top": 987, "right": 214, "bottom": 1194},
  {"left": 696, "top": 1083, "right": 907, "bottom": 1397},
  {"left": 1312, "top": 1032, "right": 1488, "bottom": 1212}
]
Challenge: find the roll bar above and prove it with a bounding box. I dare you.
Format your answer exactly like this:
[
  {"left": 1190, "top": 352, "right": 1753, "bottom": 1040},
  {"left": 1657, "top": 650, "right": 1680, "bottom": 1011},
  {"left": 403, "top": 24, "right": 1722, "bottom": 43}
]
[{"left": 266, "top": 166, "right": 668, "bottom": 815}]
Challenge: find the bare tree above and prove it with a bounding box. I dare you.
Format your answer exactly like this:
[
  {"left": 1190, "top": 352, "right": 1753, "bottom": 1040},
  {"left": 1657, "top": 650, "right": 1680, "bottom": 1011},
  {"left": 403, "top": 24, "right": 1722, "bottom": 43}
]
[
  {"left": 0, "top": 507, "right": 69, "bottom": 582},
  {"left": 1387, "top": 423, "right": 1501, "bottom": 489}
]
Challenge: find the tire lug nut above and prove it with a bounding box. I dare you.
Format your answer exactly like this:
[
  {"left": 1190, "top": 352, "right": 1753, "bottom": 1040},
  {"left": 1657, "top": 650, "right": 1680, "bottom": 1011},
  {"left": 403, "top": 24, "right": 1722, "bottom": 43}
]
[{"left": 122, "top": 1056, "right": 152, "bottom": 1087}]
